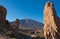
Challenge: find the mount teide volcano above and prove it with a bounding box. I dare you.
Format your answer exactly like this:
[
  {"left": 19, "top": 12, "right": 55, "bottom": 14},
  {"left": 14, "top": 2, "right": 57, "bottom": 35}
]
[{"left": 11, "top": 19, "right": 44, "bottom": 30}]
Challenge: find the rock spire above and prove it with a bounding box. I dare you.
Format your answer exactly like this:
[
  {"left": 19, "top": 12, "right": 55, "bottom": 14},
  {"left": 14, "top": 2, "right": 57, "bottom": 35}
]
[{"left": 43, "top": 1, "right": 60, "bottom": 39}]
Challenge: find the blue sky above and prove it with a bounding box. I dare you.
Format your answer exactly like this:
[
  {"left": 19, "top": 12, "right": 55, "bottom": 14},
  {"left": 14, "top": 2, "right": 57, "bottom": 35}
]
[{"left": 0, "top": 0, "right": 60, "bottom": 23}]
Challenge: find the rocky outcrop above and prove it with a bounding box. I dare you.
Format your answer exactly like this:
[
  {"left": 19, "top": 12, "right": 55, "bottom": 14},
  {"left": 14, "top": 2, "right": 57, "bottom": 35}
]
[
  {"left": 0, "top": 6, "right": 7, "bottom": 25},
  {"left": 11, "top": 19, "right": 19, "bottom": 30},
  {"left": 15, "top": 19, "right": 19, "bottom": 28},
  {"left": 0, "top": 6, "right": 11, "bottom": 29},
  {"left": 43, "top": 1, "right": 60, "bottom": 39},
  {"left": 0, "top": 6, "right": 7, "bottom": 21}
]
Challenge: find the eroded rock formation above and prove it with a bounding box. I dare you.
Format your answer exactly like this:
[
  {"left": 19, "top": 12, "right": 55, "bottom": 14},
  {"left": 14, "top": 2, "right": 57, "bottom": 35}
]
[
  {"left": 0, "top": 5, "right": 20, "bottom": 31},
  {"left": 44, "top": 1, "right": 60, "bottom": 39},
  {"left": 0, "top": 6, "right": 7, "bottom": 20},
  {"left": 0, "top": 6, "right": 7, "bottom": 25},
  {"left": 11, "top": 19, "right": 19, "bottom": 30},
  {"left": 0, "top": 6, "right": 11, "bottom": 28},
  {"left": 15, "top": 19, "right": 19, "bottom": 28}
]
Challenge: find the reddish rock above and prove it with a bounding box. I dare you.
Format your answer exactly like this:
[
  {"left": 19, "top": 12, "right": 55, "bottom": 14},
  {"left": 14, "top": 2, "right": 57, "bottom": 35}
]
[
  {"left": 43, "top": 1, "right": 60, "bottom": 39},
  {"left": 0, "top": 6, "right": 7, "bottom": 22},
  {"left": 0, "top": 6, "right": 7, "bottom": 26},
  {"left": 0, "top": 5, "right": 11, "bottom": 29}
]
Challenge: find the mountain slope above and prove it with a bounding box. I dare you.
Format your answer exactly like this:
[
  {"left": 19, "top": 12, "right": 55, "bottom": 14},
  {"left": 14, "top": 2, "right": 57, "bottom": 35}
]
[{"left": 11, "top": 19, "right": 44, "bottom": 30}]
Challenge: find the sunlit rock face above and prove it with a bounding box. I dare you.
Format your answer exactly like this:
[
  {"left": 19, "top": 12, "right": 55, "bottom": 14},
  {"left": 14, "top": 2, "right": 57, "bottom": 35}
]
[{"left": 43, "top": 1, "right": 60, "bottom": 39}]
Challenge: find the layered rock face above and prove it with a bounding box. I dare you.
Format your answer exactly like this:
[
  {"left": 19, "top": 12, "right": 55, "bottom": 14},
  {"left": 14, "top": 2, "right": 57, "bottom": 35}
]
[{"left": 44, "top": 1, "right": 60, "bottom": 39}]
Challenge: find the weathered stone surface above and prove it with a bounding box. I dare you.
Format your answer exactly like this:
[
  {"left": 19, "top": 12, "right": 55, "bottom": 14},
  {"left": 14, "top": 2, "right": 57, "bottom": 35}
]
[
  {"left": 15, "top": 19, "right": 19, "bottom": 28},
  {"left": 0, "top": 5, "right": 11, "bottom": 29},
  {"left": 6, "top": 20, "right": 11, "bottom": 28},
  {"left": 0, "top": 6, "right": 7, "bottom": 22},
  {"left": 0, "top": 6, "right": 7, "bottom": 26},
  {"left": 43, "top": 1, "right": 60, "bottom": 39},
  {"left": 11, "top": 19, "right": 19, "bottom": 30}
]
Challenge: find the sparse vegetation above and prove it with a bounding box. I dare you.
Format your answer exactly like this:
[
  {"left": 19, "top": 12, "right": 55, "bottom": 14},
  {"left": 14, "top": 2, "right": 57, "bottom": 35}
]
[{"left": 0, "top": 25, "right": 44, "bottom": 39}]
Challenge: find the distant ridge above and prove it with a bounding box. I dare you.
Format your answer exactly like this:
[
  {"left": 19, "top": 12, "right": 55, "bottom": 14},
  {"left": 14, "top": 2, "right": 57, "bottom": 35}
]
[{"left": 11, "top": 19, "right": 44, "bottom": 30}]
